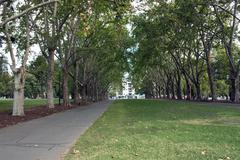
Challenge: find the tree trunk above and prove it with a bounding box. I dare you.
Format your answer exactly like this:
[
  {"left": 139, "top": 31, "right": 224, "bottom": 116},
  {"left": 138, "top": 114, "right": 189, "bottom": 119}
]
[
  {"left": 96, "top": 85, "right": 99, "bottom": 101},
  {"left": 12, "top": 68, "right": 25, "bottom": 116},
  {"left": 229, "top": 80, "right": 235, "bottom": 102},
  {"left": 162, "top": 86, "right": 166, "bottom": 99},
  {"left": 234, "top": 74, "right": 239, "bottom": 103},
  {"left": 176, "top": 72, "right": 182, "bottom": 100},
  {"left": 82, "top": 85, "right": 87, "bottom": 103},
  {"left": 158, "top": 86, "right": 161, "bottom": 99},
  {"left": 62, "top": 65, "right": 69, "bottom": 106},
  {"left": 206, "top": 55, "right": 217, "bottom": 101},
  {"left": 195, "top": 83, "right": 201, "bottom": 101},
  {"left": 47, "top": 50, "right": 55, "bottom": 108},
  {"left": 73, "top": 60, "right": 80, "bottom": 104},
  {"left": 231, "top": 71, "right": 240, "bottom": 103},
  {"left": 184, "top": 75, "right": 191, "bottom": 100},
  {"left": 166, "top": 85, "right": 170, "bottom": 99},
  {"left": 171, "top": 80, "right": 176, "bottom": 99},
  {"left": 229, "top": 70, "right": 236, "bottom": 102}
]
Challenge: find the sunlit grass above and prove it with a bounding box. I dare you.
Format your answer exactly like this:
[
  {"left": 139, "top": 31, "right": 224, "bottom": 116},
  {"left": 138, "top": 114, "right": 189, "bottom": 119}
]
[{"left": 65, "top": 99, "right": 240, "bottom": 160}]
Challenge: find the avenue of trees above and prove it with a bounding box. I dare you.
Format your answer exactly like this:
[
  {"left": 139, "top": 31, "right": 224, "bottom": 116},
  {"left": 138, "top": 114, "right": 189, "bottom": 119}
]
[
  {"left": 0, "top": 0, "right": 132, "bottom": 116},
  {"left": 1, "top": 0, "right": 240, "bottom": 116},
  {"left": 131, "top": 0, "right": 240, "bottom": 102}
]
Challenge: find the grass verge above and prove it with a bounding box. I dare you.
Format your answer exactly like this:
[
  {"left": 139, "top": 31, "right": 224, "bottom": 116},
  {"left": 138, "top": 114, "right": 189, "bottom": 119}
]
[
  {"left": 65, "top": 99, "right": 240, "bottom": 160},
  {"left": 0, "top": 99, "right": 60, "bottom": 112}
]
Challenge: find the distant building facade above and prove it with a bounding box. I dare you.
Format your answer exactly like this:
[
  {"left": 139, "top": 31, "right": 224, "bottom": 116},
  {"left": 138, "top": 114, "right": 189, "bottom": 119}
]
[{"left": 116, "top": 73, "right": 145, "bottom": 99}]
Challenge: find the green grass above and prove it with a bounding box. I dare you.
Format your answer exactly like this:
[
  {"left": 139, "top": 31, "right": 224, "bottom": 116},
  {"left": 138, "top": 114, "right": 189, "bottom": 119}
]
[
  {"left": 65, "top": 99, "right": 240, "bottom": 160},
  {"left": 0, "top": 99, "right": 60, "bottom": 112}
]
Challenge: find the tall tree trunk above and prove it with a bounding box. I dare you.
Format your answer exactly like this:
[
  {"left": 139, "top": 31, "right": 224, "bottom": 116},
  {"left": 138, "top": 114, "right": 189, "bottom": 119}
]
[
  {"left": 12, "top": 68, "right": 25, "bottom": 116},
  {"left": 93, "top": 80, "right": 97, "bottom": 102},
  {"left": 231, "top": 71, "right": 240, "bottom": 102},
  {"left": 234, "top": 74, "right": 240, "bottom": 103},
  {"left": 176, "top": 72, "right": 182, "bottom": 100},
  {"left": 184, "top": 75, "right": 191, "bottom": 100},
  {"left": 96, "top": 84, "right": 99, "bottom": 101},
  {"left": 195, "top": 83, "right": 201, "bottom": 100},
  {"left": 47, "top": 50, "right": 55, "bottom": 108},
  {"left": 206, "top": 55, "right": 216, "bottom": 101},
  {"left": 62, "top": 65, "right": 69, "bottom": 106},
  {"left": 163, "top": 87, "right": 166, "bottom": 99},
  {"left": 171, "top": 80, "right": 176, "bottom": 99},
  {"left": 73, "top": 60, "right": 80, "bottom": 104},
  {"left": 82, "top": 85, "right": 87, "bottom": 103},
  {"left": 166, "top": 85, "right": 170, "bottom": 99},
  {"left": 214, "top": 1, "right": 239, "bottom": 102},
  {"left": 158, "top": 86, "right": 161, "bottom": 99}
]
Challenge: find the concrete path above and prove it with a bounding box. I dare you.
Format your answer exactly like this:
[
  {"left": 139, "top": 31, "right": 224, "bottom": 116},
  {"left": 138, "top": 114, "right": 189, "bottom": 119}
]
[{"left": 0, "top": 101, "right": 111, "bottom": 160}]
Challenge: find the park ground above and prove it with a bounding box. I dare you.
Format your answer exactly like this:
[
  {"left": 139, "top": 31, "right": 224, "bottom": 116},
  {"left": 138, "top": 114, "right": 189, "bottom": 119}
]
[
  {"left": 0, "top": 99, "right": 59, "bottom": 112},
  {"left": 65, "top": 99, "right": 240, "bottom": 160},
  {"left": 0, "top": 99, "right": 77, "bottom": 128}
]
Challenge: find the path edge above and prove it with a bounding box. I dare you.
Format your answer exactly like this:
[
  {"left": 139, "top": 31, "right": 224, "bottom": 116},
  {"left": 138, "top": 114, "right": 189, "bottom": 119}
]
[{"left": 59, "top": 101, "right": 112, "bottom": 160}]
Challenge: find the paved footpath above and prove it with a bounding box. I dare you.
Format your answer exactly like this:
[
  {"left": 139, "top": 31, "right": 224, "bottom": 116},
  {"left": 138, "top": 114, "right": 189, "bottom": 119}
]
[{"left": 0, "top": 101, "right": 111, "bottom": 160}]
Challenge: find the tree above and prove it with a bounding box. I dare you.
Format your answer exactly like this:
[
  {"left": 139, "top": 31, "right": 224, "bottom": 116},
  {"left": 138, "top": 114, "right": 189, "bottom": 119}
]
[
  {"left": 212, "top": 0, "right": 240, "bottom": 102},
  {"left": 130, "top": 0, "right": 240, "bottom": 102},
  {"left": 1, "top": 0, "right": 59, "bottom": 115}
]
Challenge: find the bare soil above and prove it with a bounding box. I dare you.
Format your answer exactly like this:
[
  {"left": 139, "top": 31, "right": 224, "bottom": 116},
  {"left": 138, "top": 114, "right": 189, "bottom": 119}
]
[{"left": 0, "top": 104, "right": 82, "bottom": 129}]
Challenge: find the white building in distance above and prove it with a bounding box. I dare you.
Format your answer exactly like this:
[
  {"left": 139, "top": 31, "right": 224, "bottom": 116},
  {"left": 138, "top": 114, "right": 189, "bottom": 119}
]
[{"left": 116, "top": 73, "right": 145, "bottom": 99}]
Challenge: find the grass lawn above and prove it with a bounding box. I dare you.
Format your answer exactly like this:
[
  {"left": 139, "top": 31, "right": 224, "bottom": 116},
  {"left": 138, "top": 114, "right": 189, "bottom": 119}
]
[
  {"left": 65, "top": 99, "right": 240, "bottom": 160},
  {"left": 0, "top": 99, "right": 60, "bottom": 112}
]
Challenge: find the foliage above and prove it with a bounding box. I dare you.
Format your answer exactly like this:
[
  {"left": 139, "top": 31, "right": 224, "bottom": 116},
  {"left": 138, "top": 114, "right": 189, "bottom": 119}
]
[{"left": 130, "top": 0, "right": 240, "bottom": 101}]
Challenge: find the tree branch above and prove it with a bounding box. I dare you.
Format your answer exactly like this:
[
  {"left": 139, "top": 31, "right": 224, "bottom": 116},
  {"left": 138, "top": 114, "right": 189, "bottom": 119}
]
[
  {"left": 0, "top": 0, "right": 59, "bottom": 27},
  {"left": 3, "top": 24, "right": 15, "bottom": 71},
  {"left": 213, "top": 3, "right": 240, "bottom": 22},
  {"left": 22, "top": 16, "right": 30, "bottom": 67},
  {"left": 0, "top": 0, "right": 9, "bottom": 5}
]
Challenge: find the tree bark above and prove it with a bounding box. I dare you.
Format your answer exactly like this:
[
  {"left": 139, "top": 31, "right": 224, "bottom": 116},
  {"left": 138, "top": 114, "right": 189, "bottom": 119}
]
[
  {"left": 12, "top": 68, "right": 25, "bottom": 116},
  {"left": 176, "top": 72, "right": 182, "bottom": 100},
  {"left": 47, "top": 50, "right": 55, "bottom": 108},
  {"left": 73, "top": 60, "right": 80, "bottom": 104},
  {"left": 195, "top": 83, "right": 201, "bottom": 101},
  {"left": 166, "top": 85, "right": 170, "bottom": 99},
  {"left": 234, "top": 73, "right": 240, "bottom": 102},
  {"left": 62, "top": 65, "right": 69, "bottom": 106},
  {"left": 206, "top": 56, "right": 216, "bottom": 101},
  {"left": 184, "top": 75, "right": 191, "bottom": 100},
  {"left": 171, "top": 80, "right": 176, "bottom": 99},
  {"left": 230, "top": 71, "right": 240, "bottom": 102},
  {"left": 82, "top": 85, "right": 87, "bottom": 103}
]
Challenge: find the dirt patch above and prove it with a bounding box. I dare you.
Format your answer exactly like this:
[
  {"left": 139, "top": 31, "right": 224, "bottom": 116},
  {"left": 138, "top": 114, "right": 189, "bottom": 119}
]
[{"left": 0, "top": 104, "right": 84, "bottom": 129}]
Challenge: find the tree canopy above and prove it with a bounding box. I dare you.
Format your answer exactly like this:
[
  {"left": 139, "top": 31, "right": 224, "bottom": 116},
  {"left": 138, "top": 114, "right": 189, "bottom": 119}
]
[{"left": 0, "top": 0, "right": 240, "bottom": 116}]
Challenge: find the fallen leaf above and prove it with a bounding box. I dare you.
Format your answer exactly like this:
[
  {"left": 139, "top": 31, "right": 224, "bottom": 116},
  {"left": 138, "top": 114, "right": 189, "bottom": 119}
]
[
  {"left": 73, "top": 149, "right": 80, "bottom": 154},
  {"left": 201, "top": 150, "right": 207, "bottom": 155}
]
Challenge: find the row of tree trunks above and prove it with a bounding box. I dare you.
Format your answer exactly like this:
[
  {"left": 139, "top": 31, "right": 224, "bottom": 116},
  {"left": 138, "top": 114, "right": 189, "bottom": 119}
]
[{"left": 145, "top": 73, "right": 210, "bottom": 101}]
